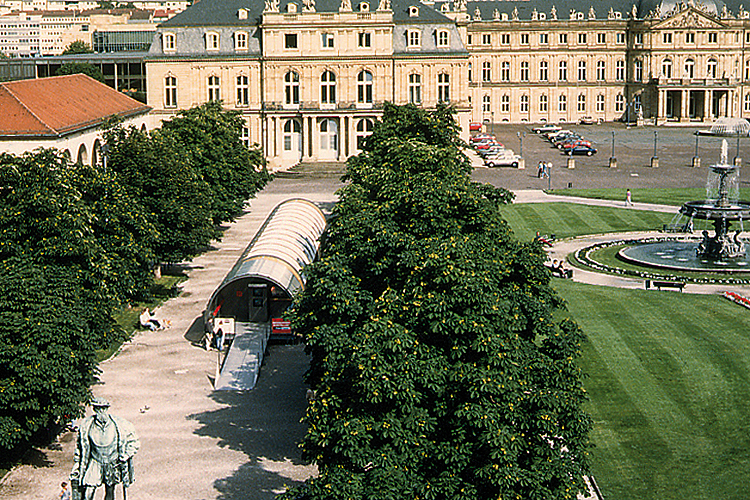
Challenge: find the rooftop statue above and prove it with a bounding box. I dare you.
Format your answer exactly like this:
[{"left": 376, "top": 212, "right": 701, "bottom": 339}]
[{"left": 71, "top": 398, "right": 139, "bottom": 500}]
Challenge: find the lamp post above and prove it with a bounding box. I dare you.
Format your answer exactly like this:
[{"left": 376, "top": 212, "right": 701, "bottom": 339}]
[
  {"left": 547, "top": 163, "right": 552, "bottom": 190},
  {"left": 692, "top": 133, "right": 700, "bottom": 168},
  {"left": 651, "top": 130, "right": 659, "bottom": 167},
  {"left": 735, "top": 135, "right": 742, "bottom": 165},
  {"left": 609, "top": 130, "right": 617, "bottom": 168},
  {"left": 491, "top": 111, "right": 495, "bottom": 137},
  {"left": 517, "top": 131, "right": 525, "bottom": 157}
]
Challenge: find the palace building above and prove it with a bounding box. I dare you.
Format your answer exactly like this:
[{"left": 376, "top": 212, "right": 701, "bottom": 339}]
[{"left": 145, "top": 0, "right": 750, "bottom": 169}]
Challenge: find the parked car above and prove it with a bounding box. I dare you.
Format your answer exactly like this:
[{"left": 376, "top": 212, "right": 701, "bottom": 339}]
[
  {"left": 469, "top": 122, "right": 483, "bottom": 131},
  {"left": 484, "top": 150, "right": 521, "bottom": 167},
  {"left": 546, "top": 130, "right": 575, "bottom": 141},
  {"left": 558, "top": 139, "right": 593, "bottom": 150},
  {"left": 475, "top": 140, "right": 500, "bottom": 150},
  {"left": 470, "top": 133, "right": 494, "bottom": 143},
  {"left": 566, "top": 145, "right": 597, "bottom": 156},
  {"left": 532, "top": 123, "right": 562, "bottom": 134},
  {"left": 478, "top": 145, "right": 506, "bottom": 157},
  {"left": 578, "top": 116, "right": 596, "bottom": 125}
]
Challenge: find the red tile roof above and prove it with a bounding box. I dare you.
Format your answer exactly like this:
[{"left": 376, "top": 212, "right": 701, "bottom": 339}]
[{"left": 0, "top": 74, "right": 151, "bottom": 138}]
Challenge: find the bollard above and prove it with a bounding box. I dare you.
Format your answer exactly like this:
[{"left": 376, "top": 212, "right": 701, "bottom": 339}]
[
  {"left": 517, "top": 157, "right": 525, "bottom": 169},
  {"left": 609, "top": 157, "right": 617, "bottom": 168},
  {"left": 567, "top": 157, "right": 575, "bottom": 169},
  {"left": 692, "top": 156, "right": 701, "bottom": 168},
  {"left": 651, "top": 156, "right": 659, "bottom": 168}
]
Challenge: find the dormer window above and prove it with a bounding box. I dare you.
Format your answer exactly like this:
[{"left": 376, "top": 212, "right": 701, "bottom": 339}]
[
  {"left": 436, "top": 29, "right": 449, "bottom": 47},
  {"left": 407, "top": 29, "right": 421, "bottom": 47},
  {"left": 206, "top": 31, "right": 219, "bottom": 51},
  {"left": 235, "top": 31, "right": 248, "bottom": 50},
  {"left": 287, "top": 3, "right": 297, "bottom": 12},
  {"left": 163, "top": 32, "right": 175, "bottom": 51},
  {"left": 408, "top": 6, "right": 418, "bottom": 17},
  {"left": 359, "top": 2, "right": 369, "bottom": 11},
  {"left": 238, "top": 8, "right": 248, "bottom": 19}
]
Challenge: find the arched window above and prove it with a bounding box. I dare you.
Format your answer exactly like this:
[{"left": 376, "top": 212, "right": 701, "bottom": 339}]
[
  {"left": 634, "top": 59, "right": 643, "bottom": 81},
  {"left": 357, "top": 70, "right": 373, "bottom": 104},
  {"left": 482, "top": 61, "right": 491, "bottom": 82},
  {"left": 685, "top": 58, "right": 695, "bottom": 79},
  {"left": 520, "top": 61, "right": 529, "bottom": 81},
  {"left": 596, "top": 60, "right": 606, "bottom": 80},
  {"left": 539, "top": 60, "right": 549, "bottom": 81},
  {"left": 76, "top": 144, "right": 88, "bottom": 165},
  {"left": 163, "top": 32, "right": 175, "bottom": 51},
  {"left": 165, "top": 75, "right": 177, "bottom": 108},
  {"left": 236, "top": 74, "right": 248, "bottom": 107},
  {"left": 577, "top": 93, "right": 586, "bottom": 112},
  {"left": 482, "top": 94, "right": 490, "bottom": 112},
  {"left": 615, "top": 93, "right": 625, "bottom": 112},
  {"left": 321, "top": 70, "right": 336, "bottom": 104},
  {"left": 320, "top": 118, "right": 338, "bottom": 151},
  {"left": 437, "top": 73, "right": 450, "bottom": 103},
  {"left": 662, "top": 58, "right": 672, "bottom": 79},
  {"left": 501, "top": 61, "right": 510, "bottom": 81},
  {"left": 283, "top": 119, "right": 302, "bottom": 152},
  {"left": 577, "top": 60, "right": 587, "bottom": 81},
  {"left": 539, "top": 93, "right": 548, "bottom": 112},
  {"left": 207, "top": 75, "right": 220, "bottom": 101},
  {"left": 520, "top": 94, "right": 529, "bottom": 112},
  {"left": 285, "top": 71, "right": 300, "bottom": 105},
  {"left": 596, "top": 93, "right": 605, "bottom": 112},
  {"left": 356, "top": 118, "right": 374, "bottom": 150},
  {"left": 235, "top": 31, "right": 248, "bottom": 50},
  {"left": 558, "top": 94, "right": 567, "bottom": 112},
  {"left": 408, "top": 73, "right": 421, "bottom": 104},
  {"left": 559, "top": 60, "right": 568, "bottom": 81},
  {"left": 206, "top": 31, "right": 219, "bottom": 51},
  {"left": 707, "top": 58, "right": 718, "bottom": 78},
  {"left": 500, "top": 94, "right": 509, "bottom": 112}
]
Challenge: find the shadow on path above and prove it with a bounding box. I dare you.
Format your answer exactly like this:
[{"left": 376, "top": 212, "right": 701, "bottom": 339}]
[{"left": 188, "top": 344, "right": 315, "bottom": 500}]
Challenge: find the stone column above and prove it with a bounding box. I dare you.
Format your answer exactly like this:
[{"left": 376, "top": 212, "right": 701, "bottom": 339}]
[
  {"left": 680, "top": 89, "right": 690, "bottom": 122},
  {"left": 310, "top": 116, "right": 318, "bottom": 160},
  {"left": 657, "top": 89, "right": 665, "bottom": 124},
  {"left": 301, "top": 114, "right": 309, "bottom": 160},
  {"left": 705, "top": 90, "right": 712, "bottom": 121}
]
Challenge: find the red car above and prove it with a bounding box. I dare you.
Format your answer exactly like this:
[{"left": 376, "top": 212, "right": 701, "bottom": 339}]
[{"left": 469, "top": 122, "right": 483, "bottom": 131}]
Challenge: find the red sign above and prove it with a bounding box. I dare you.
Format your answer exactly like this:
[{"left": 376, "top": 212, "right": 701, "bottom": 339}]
[{"left": 272, "top": 318, "right": 292, "bottom": 335}]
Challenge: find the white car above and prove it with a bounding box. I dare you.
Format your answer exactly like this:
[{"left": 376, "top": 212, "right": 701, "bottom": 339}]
[
  {"left": 532, "top": 124, "right": 562, "bottom": 134},
  {"left": 484, "top": 150, "right": 521, "bottom": 168}
]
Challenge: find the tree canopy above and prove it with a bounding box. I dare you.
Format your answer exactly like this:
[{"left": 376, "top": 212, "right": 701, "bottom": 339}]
[
  {"left": 62, "top": 41, "right": 93, "bottom": 55},
  {"left": 284, "top": 104, "right": 591, "bottom": 500},
  {"left": 55, "top": 63, "right": 105, "bottom": 83}
]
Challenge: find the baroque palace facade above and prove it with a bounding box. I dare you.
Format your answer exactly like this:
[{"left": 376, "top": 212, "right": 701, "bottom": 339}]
[{"left": 146, "top": 0, "right": 750, "bottom": 168}]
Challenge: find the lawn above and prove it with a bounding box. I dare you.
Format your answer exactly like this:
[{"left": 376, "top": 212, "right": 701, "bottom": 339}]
[
  {"left": 549, "top": 188, "right": 750, "bottom": 206},
  {"left": 499, "top": 202, "right": 674, "bottom": 242},
  {"left": 554, "top": 280, "right": 750, "bottom": 500}
]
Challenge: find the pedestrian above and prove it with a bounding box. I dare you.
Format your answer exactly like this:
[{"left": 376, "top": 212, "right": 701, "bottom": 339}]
[
  {"left": 59, "top": 481, "right": 71, "bottom": 500},
  {"left": 626, "top": 189, "right": 633, "bottom": 206},
  {"left": 537, "top": 161, "right": 544, "bottom": 178}
]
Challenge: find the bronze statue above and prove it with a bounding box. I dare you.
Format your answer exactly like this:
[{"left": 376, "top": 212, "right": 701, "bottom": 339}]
[{"left": 71, "top": 398, "right": 139, "bottom": 500}]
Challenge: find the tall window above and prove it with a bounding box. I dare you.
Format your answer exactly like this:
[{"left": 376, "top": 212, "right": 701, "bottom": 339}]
[
  {"left": 241, "top": 126, "right": 250, "bottom": 147},
  {"left": 321, "top": 70, "right": 336, "bottom": 104},
  {"left": 577, "top": 60, "right": 587, "bottom": 81},
  {"left": 285, "top": 33, "right": 298, "bottom": 48},
  {"left": 577, "top": 93, "right": 586, "bottom": 112},
  {"left": 597, "top": 33, "right": 606, "bottom": 44},
  {"left": 520, "top": 61, "right": 529, "bottom": 81},
  {"left": 501, "top": 94, "right": 509, "bottom": 112},
  {"left": 707, "top": 58, "right": 718, "bottom": 78},
  {"left": 437, "top": 73, "right": 450, "bottom": 103},
  {"left": 520, "top": 33, "right": 529, "bottom": 45},
  {"left": 321, "top": 33, "right": 335, "bottom": 48},
  {"left": 235, "top": 31, "right": 248, "bottom": 50},
  {"left": 559, "top": 60, "right": 568, "bottom": 81},
  {"left": 165, "top": 75, "right": 177, "bottom": 107},
  {"left": 482, "top": 61, "right": 491, "bottom": 82},
  {"left": 685, "top": 59, "right": 695, "bottom": 79},
  {"left": 539, "top": 33, "right": 549, "bottom": 44},
  {"left": 283, "top": 119, "right": 301, "bottom": 151},
  {"left": 745, "top": 93, "right": 750, "bottom": 112},
  {"left": 539, "top": 60, "right": 549, "bottom": 81},
  {"left": 207, "top": 75, "right": 220, "bottom": 101},
  {"left": 616, "top": 60, "right": 625, "bottom": 81},
  {"left": 662, "top": 59, "right": 672, "bottom": 79},
  {"left": 520, "top": 94, "right": 529, "bottom": 112},
  {"left": 559, "top": 33, "right": 568, "bottom": 44},
  {"left": 437, "top": 30, "right": 449, "bottom": 46},
  {"left": 663, "top": 32, "right": 672, "bottom": 44},
  {"left": 206, "top": 32, "right": 219, "bottom": 50},
  {"left": 163, "top": 33, "right": 175, "bottom": 51},
  {"left": 483, "top": 33, "right": 492, "bottom": 45},
  {"left": 501, "top": 61, "right": 510, "bottom": 81},
  {"left": 356, "top": 118, "right": 374, "bottom": 150},
  {"left": 708, "top": 32, "right": 718, "bottom": 43},
  {"left": 578, "top": 33, "right": 587, "bottom": 44},
  {"left": 539, "top": 93, "right": 548, "bottom": 112},
  {"left": 558, "top": 94, "right": 567, "bottom": 112},
  {"left": 357, "top": 70, "right": 373, "bottom": 104},
  {"left": 408, "top": 30, "right": 421, "bottom": 47},
  {"left": 236, "top": 75, "right": 248, "bottom": 106},
  {"left": 615, "top": 93, "right": 624, "bottom": 112},
  {"left": 686, "top": 32, "right": 695, "bottom": 43},
  {"left": 596, "top": 60, "right": 605, "bottom": 81},
  {"left": 482, "top": 94, "right": 491, "bottom": 112},
  {"left": 408, "top": 73, "right": 421, "bottom": 104},
  {"left": 634, "top": 59, "right": 643, "bottom": 82},
  {"left": 596, "top": 93, "right": 605, "bottom": 112},
  {"left": 285, "top": 71, "right": 300, "bottom": 105}
]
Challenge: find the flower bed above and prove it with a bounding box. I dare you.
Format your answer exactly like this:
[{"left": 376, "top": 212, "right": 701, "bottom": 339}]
[{"left": 723, "top": 291, "right": 750, "bottom": 309}]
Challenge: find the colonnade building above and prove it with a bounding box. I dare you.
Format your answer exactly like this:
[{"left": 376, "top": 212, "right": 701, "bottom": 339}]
[{"left": 145, "top": 0, "right": 750, "bottom": 169}]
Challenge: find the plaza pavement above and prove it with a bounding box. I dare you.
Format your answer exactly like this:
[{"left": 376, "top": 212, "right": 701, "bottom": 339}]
[{"left": 3, "top": 166, "right": 750, "bottom": 500}]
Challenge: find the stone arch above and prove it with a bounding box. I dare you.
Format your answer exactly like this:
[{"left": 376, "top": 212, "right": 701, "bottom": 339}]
[{"left": 77, "top": 143, "right": 88, "bottom": 165}]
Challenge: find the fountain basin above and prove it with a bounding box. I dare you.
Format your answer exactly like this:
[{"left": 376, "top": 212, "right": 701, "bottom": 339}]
[
  {"left": 679, "top": 201, "right": 750, "bottom": 221},
  {"left": 618, "top": 239, "right": 750, "bottom": 272}
]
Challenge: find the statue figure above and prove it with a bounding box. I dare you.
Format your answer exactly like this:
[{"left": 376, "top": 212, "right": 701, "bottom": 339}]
[
  {"left": 631, "top": 4, "right": 638, "bottom": 18},
  {"left": 474, "top": 6, "right": 481, "bottom": 20},
  {"left": 588, "top": 6, "right": 596, "bottom": 19},
  {"left": 378, "top": 0, "right": 390, "bottom": 10},
  {"left": 338, "top": 0, "right": 349, "bottom": 11},
  {"left": 71, "top": 398, "right": 140, "bottom": 500},
  {"left": 512, "top": 6, "right": 519, "bottom": 20},
  {"left": 608, "top": 7, "right": 615, "bottom": 19},
  {"left": 721, "top": 4, "right": 730, "bottom": 18},
  {"left": 532, "top": 8, "right": 538, "bottom": 20},
  {"left": 569, "top": 8, "right": 576, "bottom": 19},
  {"left": 550, "top": 5, "right": 557, "bottom": 19},
  {"left": 304, "top": 0, "right": 317, "bottom": 12},
  {"left": 493, "top": 8, "right": 500, "bottom": 20},
  {"left": 264, "top": 0, "right": 279, "bottom": 12}
]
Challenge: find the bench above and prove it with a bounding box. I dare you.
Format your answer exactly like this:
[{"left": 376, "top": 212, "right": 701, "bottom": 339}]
[{"left": 645, "top": 280, "right": 685, "bottom": 292}]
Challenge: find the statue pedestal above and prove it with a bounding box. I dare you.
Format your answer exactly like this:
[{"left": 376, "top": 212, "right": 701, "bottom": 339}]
[
  {"left": 651, "top": 156, "right": 659, "bottom": 168},
  {"left": 517, "top": 157, "right": 525, "bottom": 169},
  {"left": 609, "top": 157, "right": 617, "bottom": 168},
  {"left": 567, "top": 157, "right": 575, "bottom": 169},
  {"left": 734, "top": 157, "right": 742, "bottom": 166},
  {"left": 692, "top": 156, "right": 701, "bottom": 168}
]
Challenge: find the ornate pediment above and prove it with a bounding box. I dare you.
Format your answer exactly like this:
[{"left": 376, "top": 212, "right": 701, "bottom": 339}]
[{"left": 654, "top": 7, "right": 726, "bottom": 29}]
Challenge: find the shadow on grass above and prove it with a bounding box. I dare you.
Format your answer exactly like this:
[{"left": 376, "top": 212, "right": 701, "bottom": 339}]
[{"left": 188, "top": 344, "right": 315, "bottom": 500}]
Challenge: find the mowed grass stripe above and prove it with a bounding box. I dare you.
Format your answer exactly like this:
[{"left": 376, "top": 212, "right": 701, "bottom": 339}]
[{"left": 554, "top": 280, "right": 750, "bottom": 500}]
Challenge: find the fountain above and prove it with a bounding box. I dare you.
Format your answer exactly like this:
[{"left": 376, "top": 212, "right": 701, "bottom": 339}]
[
  {"left": 680, "top": 140, "right": 750, "bottom": 259},
  {"left": 618, "top": 140, "right": 750, "bottom": 272}
]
